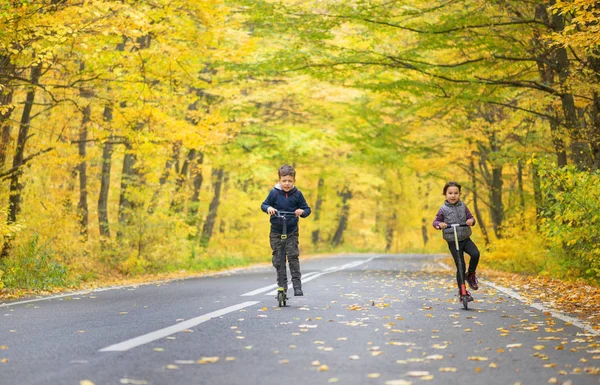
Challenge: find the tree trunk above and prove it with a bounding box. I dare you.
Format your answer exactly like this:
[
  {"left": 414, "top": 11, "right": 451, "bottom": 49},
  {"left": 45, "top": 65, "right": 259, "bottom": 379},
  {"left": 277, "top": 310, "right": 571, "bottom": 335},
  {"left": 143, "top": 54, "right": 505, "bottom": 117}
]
[
  {"left": 117, "top": 141, "right": 138, "bottom": 240},
  {"left": 331, "top": 186, "right": 352, "bottom": 248},
  {"left": 517, "top": 159, "right": 525, "bottom": 228},
  {"left": 549, "top": 2, "right": 590, "bottom": 169},
  {"left": 531, "top": 160, "right": 543, "bottom": 229},
  {"left": 589, "top": 52, "right": 600, "bottom": 170},
  {"left": 77, "top": 104, "right": 90, "bottom": 239},
  {"left": 311, "top": 176, "right": 324, "bottom": 248},
  {"left": 1, "top": 64, "right": 42, "bottom": 259},
  {"left": 385, "top": 209, "right": 396, "bottom": 252},
  {"left": 200, "top": 168, "right": 224, "bottom": 247},
  {"left": 98, "top": 105, "right": 113, "bottom": 239},
  {"left": 534, "top": 4, "right": 568, "bottom": 167},
  {"left": 0, "top": 55, "right": 15, "bottom": 170},
  {"left": 0, "top": 91, "right": 14, "bottom": 170},
  {"left": 418, "top": 176, "right": 430, "bottom": 247},
  {"left": 187, "top": 151, "right": 204, "bottom": 219},
  {"left": 470, "top": 152, "right": 490, "bottom": 245}
]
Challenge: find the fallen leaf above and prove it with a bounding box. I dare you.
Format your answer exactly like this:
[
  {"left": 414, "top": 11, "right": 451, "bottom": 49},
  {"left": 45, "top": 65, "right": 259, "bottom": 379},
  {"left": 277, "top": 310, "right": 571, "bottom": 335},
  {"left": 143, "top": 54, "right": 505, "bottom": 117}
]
[
  {"left": 197, "top": 356, "right": 219, "bottom": 364},
  {"left": 439, "top": 367, "right": 457, "bottom": 372},
  {"left": 468, "top": 357, "right": 488, "bottom": 361},
  {"left": 349, "top": 355, "right": 360, "bottom": 360},
  {"left": 533, "top": 345, "right": 546, "bottom": 351},
  {"left": 426, "top": 355, "right": 443, "bottom": 360},
  {"left": 506, "top": 344, "right": 522, "bottom": 348},
  {"left": 328, "top": 379, "right": 339, "bottom": 383},
  {"left": 368, "top": 373, "right": 381, "bottom": 378},
  {"left": 385, "top": 380, "right": 412, "bottom": 385},
  {"left": 407, "top": 371, "right": 430, "bottom": 377},
  {"left": 312, "top": 360, "right": 321, "bottom": 366},
  {"left": 279, "top": 359, "right": 289, "bottom": 364},
  {"left": 318, "top": 364, "right": 329, "bottom": 372},
  {"left": 165, "top": 365, "right": 178, "bottom": 370},
  {"left": 80, "top": 381, "right": 95, "bottom": 385}
]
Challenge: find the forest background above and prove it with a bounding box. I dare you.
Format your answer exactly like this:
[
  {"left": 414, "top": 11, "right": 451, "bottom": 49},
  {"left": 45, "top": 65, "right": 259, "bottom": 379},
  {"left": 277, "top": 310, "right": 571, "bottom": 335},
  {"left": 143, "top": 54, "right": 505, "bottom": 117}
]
[{"left": 0, "top": 0, "right": 599, "bottom": 296}]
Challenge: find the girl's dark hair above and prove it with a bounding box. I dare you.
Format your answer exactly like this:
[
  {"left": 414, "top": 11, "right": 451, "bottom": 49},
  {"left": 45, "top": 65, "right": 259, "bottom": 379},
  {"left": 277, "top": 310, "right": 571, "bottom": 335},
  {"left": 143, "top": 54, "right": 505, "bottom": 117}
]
[
  {"left": 278, "top": 164, "right": 296, "bottom": 178},
  {"left": 443, "top": 181, "right": 461, "bottom": 195}
]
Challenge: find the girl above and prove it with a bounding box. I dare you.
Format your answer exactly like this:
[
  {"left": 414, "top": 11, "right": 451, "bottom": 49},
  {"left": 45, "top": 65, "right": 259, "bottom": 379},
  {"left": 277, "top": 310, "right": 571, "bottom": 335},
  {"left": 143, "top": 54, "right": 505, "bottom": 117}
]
[{"left": 433, "top": 181, "right": 480, "bottom": 301}]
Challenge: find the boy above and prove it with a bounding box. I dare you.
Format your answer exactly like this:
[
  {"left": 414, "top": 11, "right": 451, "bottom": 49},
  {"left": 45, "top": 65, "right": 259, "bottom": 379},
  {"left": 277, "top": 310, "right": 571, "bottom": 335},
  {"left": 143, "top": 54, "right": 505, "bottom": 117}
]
[{"left": 261, "top": 165, "right": 311, "bottom": 296}]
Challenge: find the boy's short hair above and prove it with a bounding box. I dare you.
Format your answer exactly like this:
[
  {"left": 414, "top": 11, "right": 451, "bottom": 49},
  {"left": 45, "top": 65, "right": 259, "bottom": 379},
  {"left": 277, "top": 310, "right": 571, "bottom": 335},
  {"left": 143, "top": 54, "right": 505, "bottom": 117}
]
[
  {"left": 278, "top": 164, "right": 296, "bottom": 179},
  {"left": 443, "top": 181, "right": 461, "bottom": 195}
]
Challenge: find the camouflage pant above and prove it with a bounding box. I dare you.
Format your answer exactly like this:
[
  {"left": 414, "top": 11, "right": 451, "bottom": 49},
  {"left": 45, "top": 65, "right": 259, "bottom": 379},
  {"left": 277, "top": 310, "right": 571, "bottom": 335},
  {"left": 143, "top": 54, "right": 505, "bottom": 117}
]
[{"left": 270, "top": 231, "right": 301, "bottom": 289}]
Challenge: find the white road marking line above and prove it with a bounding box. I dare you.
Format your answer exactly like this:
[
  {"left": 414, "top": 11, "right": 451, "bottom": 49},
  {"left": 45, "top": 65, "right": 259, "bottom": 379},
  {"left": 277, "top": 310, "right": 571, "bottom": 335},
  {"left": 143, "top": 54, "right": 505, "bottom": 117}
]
[
  {"left": 437, "top": 261, "right": 600, "bottom": 336},
  {"left": 99, "top": 301, "right": 261, "bottom": 352},
  {"left": 263, "top": 257, "right": 376, "bottom": 296}
]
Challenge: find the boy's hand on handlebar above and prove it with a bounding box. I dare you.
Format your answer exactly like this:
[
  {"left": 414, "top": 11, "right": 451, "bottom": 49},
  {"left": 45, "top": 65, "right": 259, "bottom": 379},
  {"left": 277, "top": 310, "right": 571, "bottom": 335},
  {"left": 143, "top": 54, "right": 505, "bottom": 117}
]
[
  {"left": 438, "top": 222, "right": 447, "bottom": 229},
  {"left": 295, "top": 209, "right": 304, "bottom": 217},
  {"left": 267, "top": 207, "right": 277, "bottom": 216},
  {"left": 466, "top": 219, "right": 475, "bottom": 226}
]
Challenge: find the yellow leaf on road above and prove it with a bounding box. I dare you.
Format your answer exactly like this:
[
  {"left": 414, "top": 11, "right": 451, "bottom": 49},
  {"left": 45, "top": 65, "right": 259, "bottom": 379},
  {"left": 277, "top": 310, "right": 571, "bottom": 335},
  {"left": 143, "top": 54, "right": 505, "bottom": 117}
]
[
  {"left": 318, "top": 364, "right": 329, "bottom": 372},
  {"left": 533, "top": 345, "right": 546, "bottom": 351},
  {"left": 439, "top": 367, "right": 457, "bottom": 372},
  {"left": 407, "top": 371, "right": 430, "bottom": 377},
  {"left": 368, "top": 373, "right": 380, "bottom": 378},
  {"left": 506, "top": 344, "right": 522, "bottom": 348},
  {"left": 197, "top": 356, "right": 219, "bottom": 364},
  {"left": 468, "top": 356, "right": 488, "bottom": 361},
  {"left": 80, "top": 381, "right": 95, "bottom": 385}
]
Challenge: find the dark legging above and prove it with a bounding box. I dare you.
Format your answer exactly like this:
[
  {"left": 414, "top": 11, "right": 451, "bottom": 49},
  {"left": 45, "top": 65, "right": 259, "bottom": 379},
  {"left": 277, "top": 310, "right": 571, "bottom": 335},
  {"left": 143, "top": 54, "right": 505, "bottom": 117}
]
[{"left": 447, "top": 238, "right": 480, "bottom": 289}]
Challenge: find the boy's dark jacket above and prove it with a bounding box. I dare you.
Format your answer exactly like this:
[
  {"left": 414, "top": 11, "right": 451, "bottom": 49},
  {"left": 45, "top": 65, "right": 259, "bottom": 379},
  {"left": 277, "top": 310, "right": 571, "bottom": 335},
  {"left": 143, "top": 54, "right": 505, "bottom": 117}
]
[{"left": 261, "top": 184, "right": 311, "bottom": 234}]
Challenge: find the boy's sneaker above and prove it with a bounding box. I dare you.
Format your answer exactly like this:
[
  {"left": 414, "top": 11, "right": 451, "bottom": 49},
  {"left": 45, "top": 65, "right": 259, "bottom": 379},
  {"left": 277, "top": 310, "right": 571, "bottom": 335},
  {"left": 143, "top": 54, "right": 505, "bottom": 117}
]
[
  {"left": 466, "top": 272, "right": 479, "bottom": 290},
  {"left": 294, "top": 288, "right": 304, "bottom": 296}
]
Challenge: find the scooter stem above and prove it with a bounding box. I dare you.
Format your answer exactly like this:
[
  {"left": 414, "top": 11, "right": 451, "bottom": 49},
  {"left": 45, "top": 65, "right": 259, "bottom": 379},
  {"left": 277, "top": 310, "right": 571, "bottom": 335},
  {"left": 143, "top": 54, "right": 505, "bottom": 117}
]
[{"left": 451, "top": 224, "right": 460, "bottom": 251}]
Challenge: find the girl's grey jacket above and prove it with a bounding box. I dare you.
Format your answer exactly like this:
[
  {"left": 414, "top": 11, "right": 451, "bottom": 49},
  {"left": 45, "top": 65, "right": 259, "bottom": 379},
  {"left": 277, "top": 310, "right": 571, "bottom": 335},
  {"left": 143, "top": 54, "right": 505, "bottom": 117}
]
[{"left": 432, "top": 200, "right": 476, "bottom": 242}]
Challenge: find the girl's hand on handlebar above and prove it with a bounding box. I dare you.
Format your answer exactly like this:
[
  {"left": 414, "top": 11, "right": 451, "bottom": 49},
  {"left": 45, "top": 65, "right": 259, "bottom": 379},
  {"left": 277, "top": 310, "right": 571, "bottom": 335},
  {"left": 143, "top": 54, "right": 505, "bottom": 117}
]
[
  {"left": 466, "top": 218, "right": 475, "bottom": 226},
  {"left": 437, "top": 222, "right": 448, "bottom": 229},
  {"left": 295, "top": 209, "right": 304, "bottom": 217},
  {"left": 267, "top": 207, "right": 277, "bottom": 216}
]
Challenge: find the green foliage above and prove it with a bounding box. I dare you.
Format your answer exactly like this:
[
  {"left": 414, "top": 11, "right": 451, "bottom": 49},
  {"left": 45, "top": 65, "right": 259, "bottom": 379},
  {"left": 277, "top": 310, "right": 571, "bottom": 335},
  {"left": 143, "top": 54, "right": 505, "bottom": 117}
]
[
  {"left": 1, "top": 235, "right": 70, "bottom": 290},
  {"left": 538, "top": 166, "right": 600, "bottom": 281}
]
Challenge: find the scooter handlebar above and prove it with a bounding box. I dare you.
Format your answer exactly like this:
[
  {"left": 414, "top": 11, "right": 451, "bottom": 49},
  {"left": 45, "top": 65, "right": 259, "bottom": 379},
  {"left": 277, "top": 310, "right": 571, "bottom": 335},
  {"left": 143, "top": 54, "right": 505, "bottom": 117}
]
[
  {"left": 274, "top": 210, "right": 298, "bottom": 217},
  {"left": 439, "top": 223, "right": 470, "bottom": 231}
]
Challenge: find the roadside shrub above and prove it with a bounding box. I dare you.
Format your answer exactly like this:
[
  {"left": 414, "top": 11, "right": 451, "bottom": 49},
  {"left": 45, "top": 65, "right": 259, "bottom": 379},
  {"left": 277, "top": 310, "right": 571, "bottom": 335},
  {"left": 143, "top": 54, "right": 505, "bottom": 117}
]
[
  {"left": 1, "top": 234, "right": 70, "bottom": 290},
  {"left": 538, "top": 166, "right": 600, "bottom": 282}
]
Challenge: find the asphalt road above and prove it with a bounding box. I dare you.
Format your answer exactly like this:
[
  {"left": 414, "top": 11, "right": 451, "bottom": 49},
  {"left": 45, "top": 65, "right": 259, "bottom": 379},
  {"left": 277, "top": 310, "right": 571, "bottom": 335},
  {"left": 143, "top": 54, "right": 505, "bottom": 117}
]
[{"left": 1, "top": 253, "right": 599, "bottom": 385}]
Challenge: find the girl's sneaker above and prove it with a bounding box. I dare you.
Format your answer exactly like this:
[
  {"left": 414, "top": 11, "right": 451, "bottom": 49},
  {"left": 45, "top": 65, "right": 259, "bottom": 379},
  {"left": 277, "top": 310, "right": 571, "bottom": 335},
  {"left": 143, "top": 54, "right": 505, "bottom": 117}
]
[
  {"left": 459, "top": 289, "right": 474, "bottom": 302},
  {"left": 467, "top": 272, "right": 479, "bottom": 290}
]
